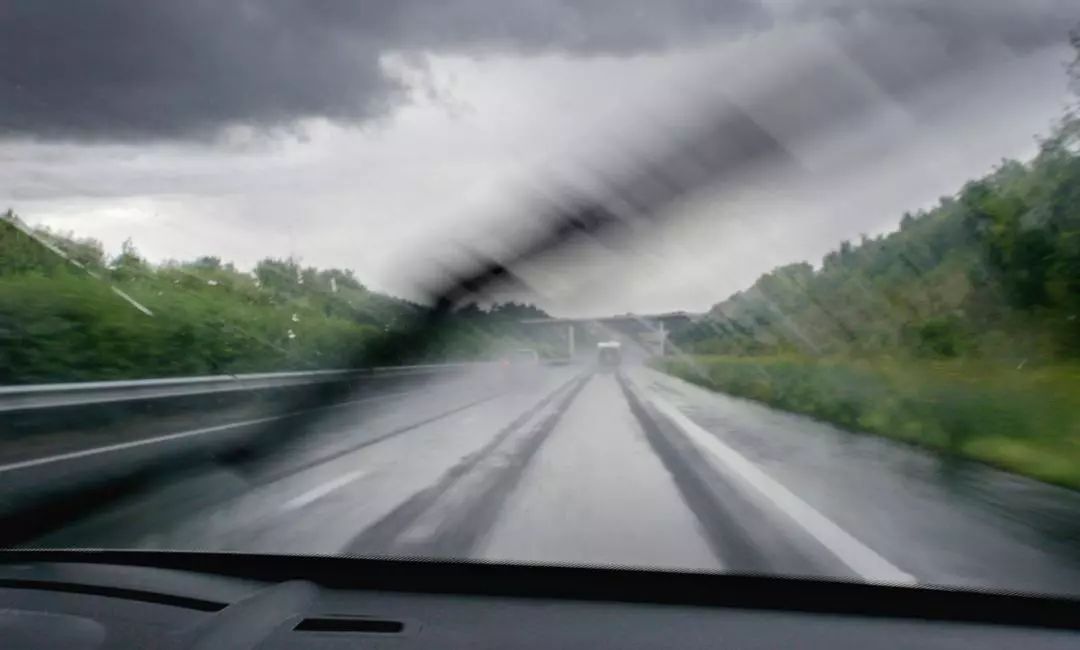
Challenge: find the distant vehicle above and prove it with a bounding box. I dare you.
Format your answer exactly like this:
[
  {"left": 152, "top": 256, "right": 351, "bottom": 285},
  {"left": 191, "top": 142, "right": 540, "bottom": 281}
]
[{"left": 597, "top": 341, "right": 622, "bottom": 370}]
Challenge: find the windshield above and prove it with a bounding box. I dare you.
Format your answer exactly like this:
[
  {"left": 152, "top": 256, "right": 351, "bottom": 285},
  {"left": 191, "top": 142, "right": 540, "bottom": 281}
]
[{"left": 3, "top": 2, "right": 1080, "bottom": 600}]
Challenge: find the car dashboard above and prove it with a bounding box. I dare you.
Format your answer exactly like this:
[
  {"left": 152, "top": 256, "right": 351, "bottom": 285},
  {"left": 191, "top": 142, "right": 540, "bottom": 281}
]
[{"left": 0, "top": 552, "right": 1077, "bottom": 649}]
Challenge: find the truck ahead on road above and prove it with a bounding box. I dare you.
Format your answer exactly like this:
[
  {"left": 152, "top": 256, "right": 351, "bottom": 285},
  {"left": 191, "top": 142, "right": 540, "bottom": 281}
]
[{"left": 597, "top": 341, "right": 622, "bottom": 371}]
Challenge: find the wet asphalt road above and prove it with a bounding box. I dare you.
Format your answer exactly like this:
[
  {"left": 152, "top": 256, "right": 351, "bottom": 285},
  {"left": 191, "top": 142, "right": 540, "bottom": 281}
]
[{"left": 23, "top": 363, "right": 1080, "bottom": 596}]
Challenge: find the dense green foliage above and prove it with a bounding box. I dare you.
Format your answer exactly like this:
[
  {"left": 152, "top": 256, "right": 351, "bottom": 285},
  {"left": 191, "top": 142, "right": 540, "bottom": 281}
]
[
  {"left": 674, "top": 116, "right": 1080, "bottom": 362},
  {"left": 0, "top": 214, "right": 554, "bottom": 384},
  {"left": 660, "top": 48, "right": 1080, "bottom": 488}
]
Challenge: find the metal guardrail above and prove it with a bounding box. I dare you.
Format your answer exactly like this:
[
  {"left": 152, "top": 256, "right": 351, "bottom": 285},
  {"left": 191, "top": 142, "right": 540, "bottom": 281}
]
[
  {"left": 0, "top": 362, "right": 486, "bottom": 542},
  {"left": 0, "top": 363, "right": 489, "bottom": 413},
  {"left": 0, "top": 359, "right": 577, "bottom": 541}
]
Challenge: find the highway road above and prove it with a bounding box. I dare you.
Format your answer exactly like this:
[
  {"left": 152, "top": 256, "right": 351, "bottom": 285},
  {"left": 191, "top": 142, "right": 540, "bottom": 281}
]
[{"left": 19, "top": 363, "right": 1080, "bottom": 596}]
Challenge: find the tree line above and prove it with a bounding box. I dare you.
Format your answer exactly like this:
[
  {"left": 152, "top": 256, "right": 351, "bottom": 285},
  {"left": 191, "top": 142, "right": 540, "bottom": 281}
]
[
  {"left": 0, "top": 214, "right": 553, "bottom": 384},
  {"left": 657, "top": 36, "right": 1080, "bottom": 489},
  {"left": 673, "top": 34, "right": 1080, "bottom": 363},
  {"left": 672, "top": 112, "right": 1080, "bottom": 364}
]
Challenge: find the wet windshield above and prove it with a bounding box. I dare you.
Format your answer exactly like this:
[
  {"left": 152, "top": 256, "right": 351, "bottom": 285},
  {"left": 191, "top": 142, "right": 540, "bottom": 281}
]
[{"left": 2, "top": 2, "right": 1080, "bottom": 599}]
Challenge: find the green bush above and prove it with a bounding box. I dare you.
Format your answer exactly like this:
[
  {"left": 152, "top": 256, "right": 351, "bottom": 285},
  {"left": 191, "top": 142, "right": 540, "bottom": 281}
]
[{"left": 0, "top": 218, "right": 552, "bottom": 383}]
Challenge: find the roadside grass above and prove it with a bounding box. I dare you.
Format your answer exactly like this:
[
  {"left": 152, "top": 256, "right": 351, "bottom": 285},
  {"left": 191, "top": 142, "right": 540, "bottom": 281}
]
[{"left": 655, "top": 355, "right": 1080, "bottom": 490}]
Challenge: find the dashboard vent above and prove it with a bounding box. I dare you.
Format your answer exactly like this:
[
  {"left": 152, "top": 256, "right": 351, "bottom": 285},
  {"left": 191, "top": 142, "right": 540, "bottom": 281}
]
[{"left": 294, "top": 617, "right": 404, "bottom": 634}]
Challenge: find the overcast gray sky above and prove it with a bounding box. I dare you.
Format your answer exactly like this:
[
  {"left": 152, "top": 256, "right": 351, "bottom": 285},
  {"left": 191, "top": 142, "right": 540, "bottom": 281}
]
[{"left": 2, "top": 1, "right": 1077, "bottom": 316}]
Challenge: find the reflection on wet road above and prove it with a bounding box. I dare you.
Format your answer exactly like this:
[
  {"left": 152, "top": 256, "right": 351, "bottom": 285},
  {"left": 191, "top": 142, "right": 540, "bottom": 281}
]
[
  {"left": 481, "top": 375, "right": 719, "bottom": 570},
  {"left": 26, "top": 363, "right": 1080, "bottom": 596}
]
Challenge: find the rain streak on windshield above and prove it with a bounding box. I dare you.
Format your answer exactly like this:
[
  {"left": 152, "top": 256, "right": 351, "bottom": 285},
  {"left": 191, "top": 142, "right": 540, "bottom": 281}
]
[{"left": 1, "top": 1, "right": 1080, "bottom": 598}]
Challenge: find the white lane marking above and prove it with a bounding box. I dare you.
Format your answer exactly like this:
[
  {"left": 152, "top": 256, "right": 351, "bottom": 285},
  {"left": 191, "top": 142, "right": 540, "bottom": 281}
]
[
  {"left": 642, "top": 385, "right": 917, "bottom": 585},
  {"left": 0, "top": 391, "right": 414, "bottom": 473},
  {"left": 281, "top": 470, "right": 367, "bottom": 511}
]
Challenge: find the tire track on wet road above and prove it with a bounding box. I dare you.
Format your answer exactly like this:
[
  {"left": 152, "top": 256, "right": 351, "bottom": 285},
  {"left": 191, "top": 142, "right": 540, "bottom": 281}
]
[{"left": 345, "top": 373, "right": 591, "bottom": 557}]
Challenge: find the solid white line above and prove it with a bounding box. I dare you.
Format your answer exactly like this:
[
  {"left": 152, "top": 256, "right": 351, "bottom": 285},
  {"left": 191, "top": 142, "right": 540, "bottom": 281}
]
[
  {"left": 641, "top": 385, "right": 917, "bottom": 585},
  {"left": 0, "top": 391, "right": 414, "bottom": 474},
  {"left": 281, "top": 470, "right": 367, "bottom": 511}
]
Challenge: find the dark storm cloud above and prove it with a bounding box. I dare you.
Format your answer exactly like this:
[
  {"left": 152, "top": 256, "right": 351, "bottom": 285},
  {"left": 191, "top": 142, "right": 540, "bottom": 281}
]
[
  {"left": 0, "top": 2, "right": 396, "bottom": 140},
  {"left": 706, "top": 0, "right": 1080, "bottom": 158},
  {"left": 0, "top": 0, "right": 769, "bottom": 141},
  {"left": 806, "top": 1, "right": 1080, "bottom": 101},
  {"left": 2, "top": 1, "right": 1074, "bottom": 142},
  {"left": 808, "top": 0, "right": 1077, "bottom": 54}
]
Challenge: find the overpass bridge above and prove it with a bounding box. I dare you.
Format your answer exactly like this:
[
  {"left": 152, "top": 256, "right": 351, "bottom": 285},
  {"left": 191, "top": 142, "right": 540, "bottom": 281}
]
[{"left": 519, "top": 312, "right": 696, "bottom": 360}]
